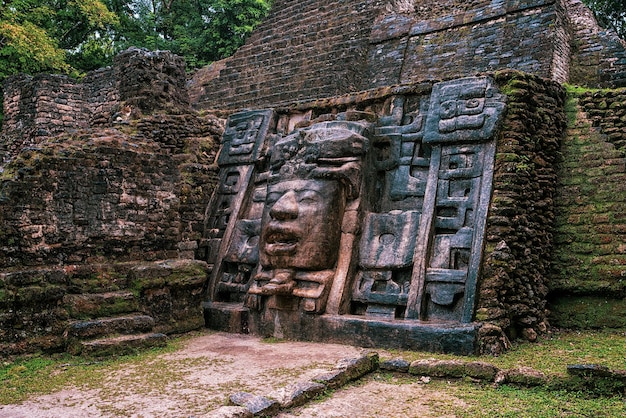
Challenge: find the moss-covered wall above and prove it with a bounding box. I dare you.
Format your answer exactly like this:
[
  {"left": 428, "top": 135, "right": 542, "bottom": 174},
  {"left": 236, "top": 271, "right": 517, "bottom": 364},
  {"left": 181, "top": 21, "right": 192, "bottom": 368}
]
[
  {"left": 0, "top": 47, "right": 225, "bottom": 356},
  {"left": 0, "top": 113, "right": 222, "bottom": 355},
  {"left": 478, "top": 71, "right": 567, "bottom": 344},
  {"left": 550, "top": 87, "right": 626, "bottom": 328}
]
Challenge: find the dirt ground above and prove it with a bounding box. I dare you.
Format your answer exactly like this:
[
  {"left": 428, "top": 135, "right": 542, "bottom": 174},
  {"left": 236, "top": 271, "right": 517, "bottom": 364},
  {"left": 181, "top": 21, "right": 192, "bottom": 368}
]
[{"left": 0, "top": 331, "right": 465, "bottom": 417}]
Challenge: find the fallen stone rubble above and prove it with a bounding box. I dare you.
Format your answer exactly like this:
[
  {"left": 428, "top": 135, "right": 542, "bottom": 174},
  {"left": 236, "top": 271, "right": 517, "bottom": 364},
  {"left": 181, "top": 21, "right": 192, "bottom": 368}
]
[{"left": 205, "top": 353, "right": 626, "bottom": 417}]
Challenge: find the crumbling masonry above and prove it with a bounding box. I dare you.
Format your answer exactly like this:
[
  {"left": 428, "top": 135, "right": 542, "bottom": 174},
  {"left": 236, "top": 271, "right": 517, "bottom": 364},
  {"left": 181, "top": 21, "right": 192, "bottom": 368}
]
[{"left": 1, "top": 0, "right": 625, "bottom": 355}]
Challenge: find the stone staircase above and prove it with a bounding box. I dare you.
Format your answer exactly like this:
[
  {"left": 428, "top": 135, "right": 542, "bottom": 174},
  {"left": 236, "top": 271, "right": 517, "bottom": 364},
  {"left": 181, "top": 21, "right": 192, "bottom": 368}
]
[{"left": 63, "top": 291, "right": 167, "bottom": 357}]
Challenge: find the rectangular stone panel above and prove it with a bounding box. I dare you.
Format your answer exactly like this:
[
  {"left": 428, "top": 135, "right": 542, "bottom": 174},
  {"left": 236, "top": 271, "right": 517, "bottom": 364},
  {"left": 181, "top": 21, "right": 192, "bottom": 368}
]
[{"left": 359, "top": 211, "right": 421, "bottom": 269}]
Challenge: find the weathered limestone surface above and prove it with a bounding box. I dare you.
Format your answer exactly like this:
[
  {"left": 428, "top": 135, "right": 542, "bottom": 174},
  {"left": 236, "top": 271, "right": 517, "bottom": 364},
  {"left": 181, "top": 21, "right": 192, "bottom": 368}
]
[
  {"left": 190, "top": 0, "right": 626, "bottom": 112},
  {"left": 550, "top": 87, "right": 626, "bottom": 328},
  {"left": 0, "top": 49, "right": 223, "bottom": 356}
]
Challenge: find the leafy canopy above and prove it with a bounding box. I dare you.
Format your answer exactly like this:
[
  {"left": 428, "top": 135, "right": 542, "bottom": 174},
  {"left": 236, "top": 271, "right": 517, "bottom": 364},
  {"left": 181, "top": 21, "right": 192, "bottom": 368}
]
[
  {"left": 0, "top": 0, "right": 272, "bottom": 80},
  {"left": 106, "top": 0, "right": 272, "bottom": 68},
  {"left": 0, "top": 0, "right": 119, "bottom": 78},
  {"left": 583, "top": 0, "right": 626, "bottom": 40}
]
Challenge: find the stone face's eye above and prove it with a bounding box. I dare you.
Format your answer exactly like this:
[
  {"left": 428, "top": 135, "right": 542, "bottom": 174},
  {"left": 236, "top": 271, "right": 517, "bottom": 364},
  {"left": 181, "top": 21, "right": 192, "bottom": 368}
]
[
  {"left": 298, "top": 191, "right": 319, "bottom": 204},
  {"left": 266, "top": 192, "right": 283, "bottom": 205}
]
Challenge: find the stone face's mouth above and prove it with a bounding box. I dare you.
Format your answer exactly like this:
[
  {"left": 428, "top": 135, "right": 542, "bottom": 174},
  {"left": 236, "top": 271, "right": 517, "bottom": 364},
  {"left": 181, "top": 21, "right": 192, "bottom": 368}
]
[{"left": 263, "top": 226, "right": 300, "bottom": 255}]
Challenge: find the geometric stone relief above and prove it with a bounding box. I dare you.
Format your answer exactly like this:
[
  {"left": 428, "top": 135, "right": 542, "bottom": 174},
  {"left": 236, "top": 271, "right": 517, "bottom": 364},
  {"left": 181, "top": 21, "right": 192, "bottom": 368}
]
[
  {"left": 202, "top": 109, "right": 276, "bottom": 302},
  {"left": 204, "top": 76, "right": 506, "bottom": 330},
  {"left": 424, "top": 76, "right": 506, "bottom": 144}
]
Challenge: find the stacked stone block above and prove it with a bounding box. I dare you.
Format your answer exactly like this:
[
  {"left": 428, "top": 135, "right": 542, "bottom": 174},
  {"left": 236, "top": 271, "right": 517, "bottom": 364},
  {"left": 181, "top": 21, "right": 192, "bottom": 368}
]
[
  {"left": 0, "top": 259, "right": 208, "bottom": 356},
  {"left": 82, "top": 66, "right": 119, "bottom": 126},
  {"left": 550, "top": 87, "right": 626, "bottom": 328},
  {"left": 114, "top": 47, "right": 190, "bottom": 114},
  {"left": 567, "top": 0, "right": 626, "bottom": 88},
  {"left": 478, "top": 71, "right": 567, "bottom": 342},
  {"left": 1, "top": 74, "right": 89, "bottom": 165},
  {"left": 193, "top": 0, "right": 383, "bottom": 110},
  {"left": 1, "top": 48, "right": 190, "bottom": 167},
  {"left": 0, "top": 115, "right": 221, "bottom": 268},
  {"left": 369, "top": 0, "right": 571, "bottom": 87}
]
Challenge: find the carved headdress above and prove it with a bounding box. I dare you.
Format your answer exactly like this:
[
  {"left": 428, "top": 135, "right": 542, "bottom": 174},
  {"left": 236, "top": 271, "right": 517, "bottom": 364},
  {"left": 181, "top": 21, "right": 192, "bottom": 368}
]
[{"left": 268, "top": 121, "right": 370, "bottom": 199}]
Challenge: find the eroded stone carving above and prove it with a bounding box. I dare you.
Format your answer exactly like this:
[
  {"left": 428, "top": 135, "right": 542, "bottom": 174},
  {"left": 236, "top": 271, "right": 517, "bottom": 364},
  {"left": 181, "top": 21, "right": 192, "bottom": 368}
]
[
  {"left": 424, "top": 76, "right": 505, "bottom": 144},
  {"left": 203, "top": 109, "right": 275, "bottom": 302},
  {"left": 204, "top": 76, "right": 506, "bottom": 343},
  {"left": 248, "top": 122, "right": 369, "bottom": 313}
]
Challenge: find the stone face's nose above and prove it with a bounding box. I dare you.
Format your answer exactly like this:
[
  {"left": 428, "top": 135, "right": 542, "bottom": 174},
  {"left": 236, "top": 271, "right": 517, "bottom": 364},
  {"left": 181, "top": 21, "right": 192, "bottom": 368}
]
[{"left": 270, "top": 190, "right": 298, "bottom": 220}]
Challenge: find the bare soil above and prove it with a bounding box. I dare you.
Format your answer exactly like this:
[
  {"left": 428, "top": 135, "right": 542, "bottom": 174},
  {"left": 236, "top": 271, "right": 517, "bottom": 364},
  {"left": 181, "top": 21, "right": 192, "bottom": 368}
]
[{"left": 0, "top": 331, "right": 464, "bottom": 417}]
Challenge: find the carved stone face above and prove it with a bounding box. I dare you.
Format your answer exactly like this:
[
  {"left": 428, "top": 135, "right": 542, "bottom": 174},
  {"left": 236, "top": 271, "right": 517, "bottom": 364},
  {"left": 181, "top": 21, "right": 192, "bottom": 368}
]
[{"left": 259, "top": 179, "right": 345, "bottom": 270}]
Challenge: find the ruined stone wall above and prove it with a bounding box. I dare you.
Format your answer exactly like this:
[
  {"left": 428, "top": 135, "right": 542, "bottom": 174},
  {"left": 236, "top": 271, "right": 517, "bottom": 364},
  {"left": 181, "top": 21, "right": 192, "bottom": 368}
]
[
  {"left": 0, "top": 259, "right": 211, "bottom": 355},
  {"left": 567, "top": 0, "right": 626, "bottom": 88},
  {"left": 1, "top": 48, "right": 191, "bottom": 167},
  {"left": 0, "top": 118, "right": 220, "bottom": 268},
  {"left": 82, "top": 66, "right": 119, "bottom": 126},
  {"left": 550, "top": 87, "right": 626, "bottom": 328},
  {"left": 0, "top": 48, "right": 224, "bottom": 356},
  {"left": 193, "top": 0, "right": 385, "bottom": 111},
  {"left": 0, "top": 115, "right": 222, "bottom": 355},
  {"left": 114, "top": 47, "right": 190, "bottom": 114},
  {"left": 1, "top": 75, "right": 90, "bottom": 165},
  {"left": 368, "top": 0, "right": 570, "bottom": 87},
  {"left": 478, "top": 71, "right": 567, "bottom": 346}
]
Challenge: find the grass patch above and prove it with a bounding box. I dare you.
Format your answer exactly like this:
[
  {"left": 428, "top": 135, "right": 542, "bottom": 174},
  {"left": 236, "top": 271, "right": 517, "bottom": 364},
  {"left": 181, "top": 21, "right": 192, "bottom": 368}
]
[
  {"left": 261, "top": 336, "right": 287, "bottom": 344},
  {"left": 490, "top": 329, "right": 626, "bottom": 374},
  {"left": 383, "top": 328, "right": 626, "bottom": 376},
  {"left": 430, "top": 379, "right": 626, "bottom": 417},
  {"left": 564, "top": 84, "right": 605, "bottom": 96},
  {"left": 0, "top": 334, "right": 190, "bottom": 404}
]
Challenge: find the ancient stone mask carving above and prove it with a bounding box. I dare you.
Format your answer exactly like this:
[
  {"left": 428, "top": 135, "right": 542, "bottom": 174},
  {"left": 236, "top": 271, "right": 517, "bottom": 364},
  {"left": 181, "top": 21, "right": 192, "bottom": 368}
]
[
  {"left": 260, "top": 179, "right": 345, "bottom": 270},
  {"left": 252, "top": 122, "right": 369, "bottom": 299},
  {"left": 205, "top": 76, "right": 506, "bottom": 332}
]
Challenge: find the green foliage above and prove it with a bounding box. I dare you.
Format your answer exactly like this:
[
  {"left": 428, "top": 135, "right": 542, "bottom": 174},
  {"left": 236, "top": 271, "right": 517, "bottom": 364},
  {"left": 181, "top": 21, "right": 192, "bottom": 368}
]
[
  {"left": 106, "top": 0, "right": 272, "bottom": 69},
  {"left": 0, "top": 0, "right": 118, "bottom": 79},
  {"left": 583, "top": 0, "right": 626, "bottom": 40},
  {"left": 0, "top": 0, "right": 271, "bottom": 82}
]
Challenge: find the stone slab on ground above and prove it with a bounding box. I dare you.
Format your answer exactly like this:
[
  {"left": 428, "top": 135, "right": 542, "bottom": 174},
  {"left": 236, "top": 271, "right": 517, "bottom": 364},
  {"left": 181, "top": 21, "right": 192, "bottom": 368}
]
[
  {"left": 71, "top": 332, "right": 167, "bottom": 356},
  {"left": 228, "top": 392, "right": 279, "bottom": 416}
]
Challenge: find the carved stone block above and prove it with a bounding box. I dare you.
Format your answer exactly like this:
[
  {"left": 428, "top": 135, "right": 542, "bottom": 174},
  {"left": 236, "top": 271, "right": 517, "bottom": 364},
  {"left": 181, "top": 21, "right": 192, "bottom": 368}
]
[
  {"left": 218, "top": 110, "right": 275, "bottom": 166},
  {"left": 359, "top": 211, "right": 420, "bottom": 269},
  {"left": 424, "top": 77, "right": 506, "bottom": 144}
]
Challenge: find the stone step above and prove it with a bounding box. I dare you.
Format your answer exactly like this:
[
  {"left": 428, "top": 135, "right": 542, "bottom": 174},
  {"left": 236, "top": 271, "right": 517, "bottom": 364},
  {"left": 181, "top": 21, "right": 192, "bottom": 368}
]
[
  {"left": 69, "top": 333, "right": 168, "bottom": 357},
  {"left": 63, "top": 291, "right": 139, "bottom": 318},
  {"left": 64, "top": 314, "right": 155, "bottom": 341}
]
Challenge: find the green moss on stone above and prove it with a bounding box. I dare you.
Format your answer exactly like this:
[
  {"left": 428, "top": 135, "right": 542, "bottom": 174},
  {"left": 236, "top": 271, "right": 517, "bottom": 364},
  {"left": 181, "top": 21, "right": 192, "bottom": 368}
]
[{"left": 549, "top": 296, "right": 626, "bottom": 328}]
